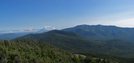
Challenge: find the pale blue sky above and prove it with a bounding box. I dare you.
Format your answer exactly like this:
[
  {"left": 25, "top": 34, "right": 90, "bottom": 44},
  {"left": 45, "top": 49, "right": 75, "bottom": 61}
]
[{"left": 1, "top": 0, "right": 134, "bottom": 31}]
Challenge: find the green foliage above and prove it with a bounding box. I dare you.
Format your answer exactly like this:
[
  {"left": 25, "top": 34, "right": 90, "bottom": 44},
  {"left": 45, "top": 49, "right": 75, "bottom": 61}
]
[
  {"left": 4, "top": 40, "right": 10, "bottom": 46},
  {"left": 13, "top": 30, "right": 134, "bottom": 58},
  {"left": 0, "top": 40, "right": 117, "bottom": 63}
]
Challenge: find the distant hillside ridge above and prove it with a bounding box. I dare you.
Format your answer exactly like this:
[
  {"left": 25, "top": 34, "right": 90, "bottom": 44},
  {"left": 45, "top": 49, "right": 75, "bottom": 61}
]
[
  {"left": 13, "top": 30, "right": 134, "bottom": 58},
  {"left": 14, "top": 30, "right": 86, "bottom": 40},
  {"left": 63, "top": 24, "right": 134, "bottom": 42}
]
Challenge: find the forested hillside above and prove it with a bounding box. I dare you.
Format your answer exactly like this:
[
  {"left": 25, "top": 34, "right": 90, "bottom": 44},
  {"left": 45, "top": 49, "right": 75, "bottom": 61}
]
[
  {"left": 0, "top": 40, "right": 117, "bottom": 63},
  {"left": 14, "top": 30, "right": 134, "bottom": 58}
]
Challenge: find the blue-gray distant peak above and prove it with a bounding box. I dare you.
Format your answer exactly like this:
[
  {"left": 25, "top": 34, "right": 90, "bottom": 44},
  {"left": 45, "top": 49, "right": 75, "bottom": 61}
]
[{"left": 63, "top": 24, "right": 134, "bottom": 42}]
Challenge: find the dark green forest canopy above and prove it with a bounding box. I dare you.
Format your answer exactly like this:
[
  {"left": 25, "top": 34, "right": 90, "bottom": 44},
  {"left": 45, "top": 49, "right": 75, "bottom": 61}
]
[{"left": 0, "top": 40, "right": 120, "bottom": 63}]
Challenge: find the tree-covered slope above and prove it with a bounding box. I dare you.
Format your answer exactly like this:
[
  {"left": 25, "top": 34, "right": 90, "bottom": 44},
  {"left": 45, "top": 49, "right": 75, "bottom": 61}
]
[
  {"left": 14, "top": 30, "right": 134, "bottom": 58},
  {"left": 39, "top": 36, "right": 134, "bottom": 58},
  {"left": 63, "top": 24, "right": 134, "bottom": 42},
  {"left": 0, "top": 40, "right": 118, "bottom": 63}
]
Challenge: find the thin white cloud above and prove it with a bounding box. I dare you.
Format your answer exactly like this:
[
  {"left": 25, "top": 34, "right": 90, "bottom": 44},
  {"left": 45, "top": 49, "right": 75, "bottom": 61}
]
[
  {"left": 42, "top": 26, "right": 51, "bottom": 30},
  {"left": 41, "top": 26, "right": 59, "bottom": 30},
  {"left": 0, "top": 28, "right": 38, "bottom": 33},
  {"left": 0, "top": 26, "right": 60, "bottom": 34},
  {"left": 52, "top": 27, "right": 56, "bottom": 30},
  {"left": 44, "top": 26, "right": 51, "bottom": 29}
]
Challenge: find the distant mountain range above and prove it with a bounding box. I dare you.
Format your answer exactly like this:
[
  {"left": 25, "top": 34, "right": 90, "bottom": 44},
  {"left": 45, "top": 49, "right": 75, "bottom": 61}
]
[
  {"left": 0, "top": 28, "right": 49, "bottom": 34},
  {"left": 0, "top": 33, "right": 28, "bottom": 40},
  {"left": 0, "top": 29, "right": 49, "bottom": 40},
  {"left": 14, "top": 30, "right": 134, "bottom": 58},
  {"left": 3, "top": 24, "right": 134, "bottom": 42},
  {"left": 63, "top": 24, "right": 134, "bottom": 42}
]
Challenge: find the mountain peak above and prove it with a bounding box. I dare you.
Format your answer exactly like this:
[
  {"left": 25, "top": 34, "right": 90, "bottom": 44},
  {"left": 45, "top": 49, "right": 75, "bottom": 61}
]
[
  {"left": 76, "top": 24, "right": 117, "bottom": 28},
  {"left": 63, "top": 24, "right": 134, "bottom": 42}
]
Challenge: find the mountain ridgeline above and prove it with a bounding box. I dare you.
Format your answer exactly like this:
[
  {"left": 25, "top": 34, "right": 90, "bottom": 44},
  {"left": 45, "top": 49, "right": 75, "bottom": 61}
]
[
  {"left": 14, "top": 30, "right": 134, "bottom": 58},
  {"left": 15, "top": 30, "right": 86, "bottom": 40},
  {"left": 63, "top": 25, "right": 134, "bottom": 42}
]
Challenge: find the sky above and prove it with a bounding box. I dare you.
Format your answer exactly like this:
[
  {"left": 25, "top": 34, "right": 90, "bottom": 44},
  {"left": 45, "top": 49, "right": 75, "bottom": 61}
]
[{"left": 1, "top": 0, "right": 134, "bottom": 31}]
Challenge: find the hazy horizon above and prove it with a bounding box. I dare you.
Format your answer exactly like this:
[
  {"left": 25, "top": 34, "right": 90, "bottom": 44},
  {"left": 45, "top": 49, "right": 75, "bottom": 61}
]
[{"left": 1, "top": 24, "right": 134, "bottom": 34}]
